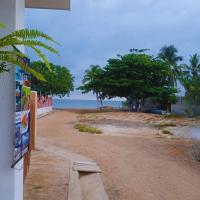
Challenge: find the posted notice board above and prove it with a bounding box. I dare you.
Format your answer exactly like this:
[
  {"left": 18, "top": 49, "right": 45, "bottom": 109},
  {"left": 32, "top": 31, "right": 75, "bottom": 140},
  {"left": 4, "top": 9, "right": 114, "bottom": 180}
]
[{"left": 12, "top": 59, "right": 31, "bottom": 167}]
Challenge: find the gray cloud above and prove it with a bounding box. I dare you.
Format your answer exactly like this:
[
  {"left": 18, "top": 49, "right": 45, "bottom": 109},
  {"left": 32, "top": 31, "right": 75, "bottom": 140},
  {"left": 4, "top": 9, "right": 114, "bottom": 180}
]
[{"left": 26, "top": 0, "right": 200, "bottom": 99}]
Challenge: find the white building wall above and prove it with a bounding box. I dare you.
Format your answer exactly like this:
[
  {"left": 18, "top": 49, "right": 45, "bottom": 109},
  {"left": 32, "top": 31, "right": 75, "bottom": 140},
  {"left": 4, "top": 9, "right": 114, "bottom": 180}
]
[{"left": 0, "top": 0, "right": 25, "bottom": 200}]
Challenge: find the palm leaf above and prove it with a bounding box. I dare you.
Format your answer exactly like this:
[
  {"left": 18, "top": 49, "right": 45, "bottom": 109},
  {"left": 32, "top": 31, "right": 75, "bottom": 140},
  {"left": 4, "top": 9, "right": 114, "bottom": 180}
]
[
  {"left": 1, "top": 29, "right": 59, "bottom": 45},
  {"left": 30, "top": 46, "right": 52, "bottom": 72},
  {"left": 0, "top": 38, "right": 58, "bottom": 54},
  {"left": 0, "top": 50, "right": 28, "bottom": 59},
  {"left": 0, "top": 22, "right": 5, "bottom": 29},
  {"left": 0, "top": 54, "right": 45, "bottom": 81},
  {"left": 0, "top": 28, "right": 59, "bottom": 80}
]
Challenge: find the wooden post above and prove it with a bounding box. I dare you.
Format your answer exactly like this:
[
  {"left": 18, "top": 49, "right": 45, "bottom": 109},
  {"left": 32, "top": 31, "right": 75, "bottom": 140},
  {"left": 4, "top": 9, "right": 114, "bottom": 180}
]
[{"left": 30, "top": 91, "right": 37, "bottom": 150}]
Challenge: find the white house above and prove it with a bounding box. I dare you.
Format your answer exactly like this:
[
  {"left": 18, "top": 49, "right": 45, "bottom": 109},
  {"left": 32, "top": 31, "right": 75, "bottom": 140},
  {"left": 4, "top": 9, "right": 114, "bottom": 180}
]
[{"left": 0, "top": 1, "right": 70, "bottom": 199}]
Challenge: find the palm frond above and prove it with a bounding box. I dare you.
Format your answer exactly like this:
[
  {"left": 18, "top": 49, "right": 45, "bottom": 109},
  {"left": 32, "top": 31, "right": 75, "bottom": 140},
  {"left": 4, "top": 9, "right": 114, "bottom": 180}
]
[
  {"left": 0, "top": 28, "right": 59, "bottom": 79},
  {"left": 0, "top": 22, "right": 6, "bottom": 29},
  {"left": 1, "top": 29, "right": 59, "bottom": 45},
  {"left": 0, "top": 54, "right": 45, "bottom": 81},
  {"left": 0, "top": 38, "right": 58, "bottom": 54},
  {"left": 0, "top": 50, "right": 28, "bottom": 59},
  {"left": 0, "top": 62, "right": 9, "bottom": 73},
  {"left": 30, "top": 46, "right": 52, "bottom": 72}
]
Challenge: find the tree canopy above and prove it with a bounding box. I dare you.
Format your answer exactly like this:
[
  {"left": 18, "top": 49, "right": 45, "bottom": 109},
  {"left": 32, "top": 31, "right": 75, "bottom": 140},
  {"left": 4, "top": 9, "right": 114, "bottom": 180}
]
[
  {"left": 158, "top": 45, "right": 183, "bottom": 86},
  {"left": 78, "top": 65, "right": 104, "bottom": 104},
  {"left": 181, "top": 54, "right": 200, "bottom": 105},
  {"left": 78, "top": 50, "right": 178, "bottom": 111},
  {"left": 31, "top": 61, "right": 74, "bottom": 97}
]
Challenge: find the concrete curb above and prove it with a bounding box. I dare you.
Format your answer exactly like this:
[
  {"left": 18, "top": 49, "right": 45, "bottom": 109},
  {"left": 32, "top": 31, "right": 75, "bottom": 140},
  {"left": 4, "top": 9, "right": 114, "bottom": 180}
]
[
  {"left": 68, "top": 161, "right": 109, "bottom": 200},
  {"left": 37, "top": 140, "right": 109, "bottom": 200},
  {"left": 68, "top": 160, "right": 82, "bottom": 200}
]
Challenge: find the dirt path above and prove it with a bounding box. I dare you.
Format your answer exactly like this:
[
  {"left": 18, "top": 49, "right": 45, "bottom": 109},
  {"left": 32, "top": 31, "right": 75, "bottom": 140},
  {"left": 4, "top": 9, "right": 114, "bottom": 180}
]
[
  {"left": 34, "top": 110, "right": 200, "bottom": 200},
  {"left": 24, "top": 145, "right": 70, "bottom": 200}
]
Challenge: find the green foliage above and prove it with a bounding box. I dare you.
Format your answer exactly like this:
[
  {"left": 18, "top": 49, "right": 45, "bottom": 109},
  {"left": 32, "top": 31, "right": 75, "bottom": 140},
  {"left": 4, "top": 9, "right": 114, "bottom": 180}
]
[
  {"left": 31, "top": 61, "right": 74, "bottom": 97},
  {"left": 0, "top": 23, "right": 6, "bottom": 29},
  {"left": 0, "top": 23, "right": 58, "bottom": 80},
  {"left": 151, "top": 87, "right": 178, "bottom": 109},
  {"left": 155, "top": 122, "right": 176, "bottom": 129},
  {"left": 158, "top": 45, "right": 183, "bottom": 66},
  {"left": 79, "top": 50, "right": 177, "bottom": 111},
  {"left": 0, "top": 62, "right": 9, "bottom": 73},
  {"left": 78, "top": 65, "right": 104, "bottom": 104},
  {"left": 181, "top": 54, "right": 200, "bottom": 105},
  {"left": 75, "top": 123, "right": 102, "bottom": 134},
  {"left": 158, "top": 45, "right": 183, "bottom": 86}
]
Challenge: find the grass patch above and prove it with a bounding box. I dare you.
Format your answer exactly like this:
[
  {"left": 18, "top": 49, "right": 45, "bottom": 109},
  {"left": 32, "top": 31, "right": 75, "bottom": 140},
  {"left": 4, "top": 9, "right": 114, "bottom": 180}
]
[
  {"left": 75, "top": 123, "right": 102, "bottom": 134},
  {"left": 155, "top": 122, "right": 177, "bottom": 129},
  {"left": 32, "top": 185, "right": 43, "bottom": 190},
  {"left": 162, "top": 130, "right": 174, "bottom": 135},
  {"left": 164, "top": 114, "right": 184, "bottom": 119}
]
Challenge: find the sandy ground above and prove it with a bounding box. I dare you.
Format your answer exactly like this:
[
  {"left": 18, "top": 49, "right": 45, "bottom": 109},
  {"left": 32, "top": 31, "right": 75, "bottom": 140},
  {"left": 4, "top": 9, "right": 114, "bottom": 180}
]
[
  {"left": 24, "top": 145, "right": 70, "bottom": 200},
  {"left": 25, "top": 110, "right": 200, "bottom": 200}
]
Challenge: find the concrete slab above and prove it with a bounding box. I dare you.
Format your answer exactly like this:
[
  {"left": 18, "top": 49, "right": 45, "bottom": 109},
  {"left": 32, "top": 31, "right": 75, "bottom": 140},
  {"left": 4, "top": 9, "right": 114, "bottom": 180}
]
[
  {"left": 68, "top": 162, "right": 82, "bottom": 200},
  {"left": 25, "top": 138, "right": 109, "bottom": 200},
  {"left": 79, "top": 173, "right": 109, "bottom": 200},
  {"left": 73, "top": 161, "right": 101, "bottom": 173}
]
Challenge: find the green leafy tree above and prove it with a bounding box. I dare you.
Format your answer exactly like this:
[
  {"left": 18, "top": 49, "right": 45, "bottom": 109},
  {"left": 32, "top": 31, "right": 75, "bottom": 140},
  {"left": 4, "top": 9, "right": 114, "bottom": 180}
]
[
  {"left": 158, "top": 45, "right": 183, "bottom": 86},
  {"left": 31, "top": 61, "right": 74, "bottom": 97},
  {"left": 0, "top": 23, "right": 58, "bottom": 80},
  {"left": 78, "top": 65, "right": 104, "bottom": 104},
  {"left": 181, "top": 54, "right": 200, "bottom": 105},
  {"left": 182, "top": 54, "right": 200, "bottom": 78},
  {"left": 103, "top": 52, "right": 177, "bottom": 111},
  {"left": 79, "top": 50, "right": 177, "bottom": 111}
]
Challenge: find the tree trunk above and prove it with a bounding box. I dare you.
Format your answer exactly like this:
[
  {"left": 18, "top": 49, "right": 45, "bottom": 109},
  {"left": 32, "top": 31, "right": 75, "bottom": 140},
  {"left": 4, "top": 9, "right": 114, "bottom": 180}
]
[{"left": 166, "top": 102, "right": 171, "bottom": 113}]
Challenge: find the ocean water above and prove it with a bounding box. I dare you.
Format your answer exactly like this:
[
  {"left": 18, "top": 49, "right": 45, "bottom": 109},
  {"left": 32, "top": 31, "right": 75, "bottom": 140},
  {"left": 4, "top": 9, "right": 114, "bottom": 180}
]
[{"left": 53, "top": 99, "right": 122, "bottom": 109}]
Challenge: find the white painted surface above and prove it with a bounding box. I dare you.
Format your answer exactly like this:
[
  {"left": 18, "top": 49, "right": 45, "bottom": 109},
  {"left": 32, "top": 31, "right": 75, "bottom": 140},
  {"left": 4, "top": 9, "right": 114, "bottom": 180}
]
[
  {"left": 14, "top": 2, "right": 25, "bottom": 200},
  {"left": 37, "top": 106, "right": 53, "bottom": 116},
  {"left": 14, "top": 159, "right": 24, "bottom": 200},
  {"left": 0, "top": 0, "right": 24, "bottom": 199}
]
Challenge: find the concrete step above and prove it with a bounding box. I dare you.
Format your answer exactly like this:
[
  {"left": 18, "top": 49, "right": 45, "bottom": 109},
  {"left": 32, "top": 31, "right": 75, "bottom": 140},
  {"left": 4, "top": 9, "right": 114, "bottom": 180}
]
[
  {"left": 73, "top": 161, "right": 101, "bottom": 173},
  {"left": 68, "top": 161, "right": 109, "bottom": 200}
]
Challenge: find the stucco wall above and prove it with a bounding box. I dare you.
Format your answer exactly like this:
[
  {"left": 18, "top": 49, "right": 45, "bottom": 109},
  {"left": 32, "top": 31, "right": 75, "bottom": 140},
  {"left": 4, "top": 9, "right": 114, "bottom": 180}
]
[
  {"left": 172, "top": 104, "right": 200, "bottom": 117},
  {"left": 172, "top": 98, "right": 200, "bottom": 117}
]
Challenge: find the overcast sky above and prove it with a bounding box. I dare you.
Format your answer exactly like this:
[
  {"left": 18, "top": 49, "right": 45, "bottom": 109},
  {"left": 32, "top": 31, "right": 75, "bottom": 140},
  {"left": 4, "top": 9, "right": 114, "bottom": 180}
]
[{"left": 26, "top": 0, "right": 200, "bottom": 99}]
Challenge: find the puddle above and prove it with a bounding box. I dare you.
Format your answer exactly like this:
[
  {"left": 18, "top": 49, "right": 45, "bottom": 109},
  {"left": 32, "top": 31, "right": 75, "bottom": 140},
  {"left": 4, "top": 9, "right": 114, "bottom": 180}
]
[
  {"left": 169, "top": 126, "right": 200, "bottom": 141},
  {"left": 94, "top": 124, "right": 156, "bottom": 136},
  {"left": 81, "top": 118, "right": 200, "bottom": 139}
]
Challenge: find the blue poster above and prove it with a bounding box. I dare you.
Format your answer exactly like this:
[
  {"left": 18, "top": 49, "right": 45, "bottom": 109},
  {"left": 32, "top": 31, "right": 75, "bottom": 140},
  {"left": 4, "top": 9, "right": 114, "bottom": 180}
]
[{"left": 12, "top": 60, "right": 31, "bottom": 167}]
